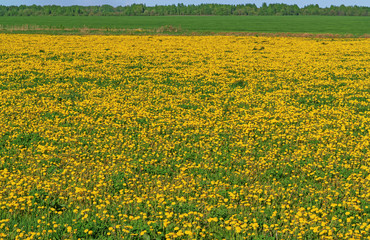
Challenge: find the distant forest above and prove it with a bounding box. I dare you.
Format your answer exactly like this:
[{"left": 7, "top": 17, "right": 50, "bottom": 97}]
[{"left": 0, "top": 3, "right": 369, "bottom": 16}]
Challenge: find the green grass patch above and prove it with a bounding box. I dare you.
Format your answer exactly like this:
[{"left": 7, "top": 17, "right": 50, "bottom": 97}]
[{"left": 0, "top": 16, "right": 369, "bottom": 35}]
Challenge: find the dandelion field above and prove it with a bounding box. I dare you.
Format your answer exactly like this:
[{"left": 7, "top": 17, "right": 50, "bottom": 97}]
[{"left": 0, "top": 34, "right": 369, "bottom": 239}]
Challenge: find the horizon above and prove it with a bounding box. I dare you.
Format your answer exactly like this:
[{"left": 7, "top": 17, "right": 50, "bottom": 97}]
[{"left": 2, "top": 1, "right": 370, "bottom": 8}]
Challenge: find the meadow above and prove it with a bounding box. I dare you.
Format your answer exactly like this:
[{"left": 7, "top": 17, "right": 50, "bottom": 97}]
[
  {"left": 0, "top": 34, "right": 369, "bottom": 239},
  {"left": 0, "top": 16, "right": 369, "bottom": 36}
]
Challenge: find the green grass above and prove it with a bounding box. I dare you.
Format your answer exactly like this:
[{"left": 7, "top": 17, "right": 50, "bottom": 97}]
[{"left": 0, "top": 15, "right": 369, "bottom": 35}]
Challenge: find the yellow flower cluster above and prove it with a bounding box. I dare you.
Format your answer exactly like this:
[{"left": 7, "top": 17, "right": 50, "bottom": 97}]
[{"left": 0, "top": 34, "right": 369, "bottom": 239}]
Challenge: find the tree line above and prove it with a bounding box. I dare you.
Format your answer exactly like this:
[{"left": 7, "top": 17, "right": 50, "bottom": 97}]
[{"left": 0, "top": 3, "right": 368, "bottom": 17}]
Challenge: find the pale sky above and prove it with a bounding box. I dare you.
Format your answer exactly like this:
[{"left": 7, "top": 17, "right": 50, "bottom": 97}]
[{"left": 1, "top": 0, "right": 369, "bottom": 7}]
